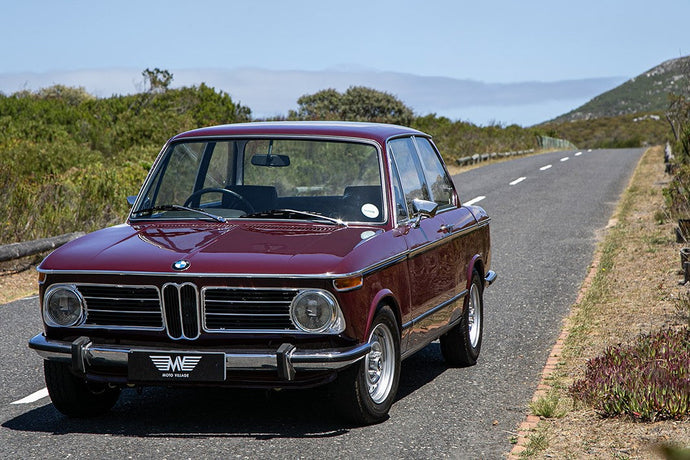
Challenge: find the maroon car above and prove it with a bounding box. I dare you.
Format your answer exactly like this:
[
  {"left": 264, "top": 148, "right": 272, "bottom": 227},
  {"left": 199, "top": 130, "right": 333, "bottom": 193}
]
[{"left": 29, "top": 121, "right": 495, "bottom": 424}]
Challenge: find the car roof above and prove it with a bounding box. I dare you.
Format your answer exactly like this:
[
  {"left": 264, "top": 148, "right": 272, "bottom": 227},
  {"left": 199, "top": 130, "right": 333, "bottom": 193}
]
[{"left": 171, "top": 121, "right": 427, "bottom": 145}]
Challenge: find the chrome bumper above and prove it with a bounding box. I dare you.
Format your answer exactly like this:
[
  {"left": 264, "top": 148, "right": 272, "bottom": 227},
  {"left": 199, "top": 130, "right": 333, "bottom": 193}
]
[
  {"left": 485, "top": 270, "right": 497, "bottom": 286},
  {"left": 29, "top": 333, "right": 370, "bottom": 381}
]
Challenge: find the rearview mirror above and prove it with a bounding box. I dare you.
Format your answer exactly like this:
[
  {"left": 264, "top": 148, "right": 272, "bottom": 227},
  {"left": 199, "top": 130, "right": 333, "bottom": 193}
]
[{"left": 251, "top": 154, "right": 290, "bottom": 167}]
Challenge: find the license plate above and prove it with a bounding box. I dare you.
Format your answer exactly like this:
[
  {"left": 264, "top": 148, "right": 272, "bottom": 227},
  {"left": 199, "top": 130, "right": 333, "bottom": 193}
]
[{"left": 128, "top": 351, "right": 226, "bottom": 383}]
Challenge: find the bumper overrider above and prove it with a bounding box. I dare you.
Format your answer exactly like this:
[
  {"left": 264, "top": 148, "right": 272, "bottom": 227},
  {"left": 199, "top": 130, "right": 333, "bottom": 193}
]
[{"left": 29, "top": 334, "right": 371, "bottom": 382}]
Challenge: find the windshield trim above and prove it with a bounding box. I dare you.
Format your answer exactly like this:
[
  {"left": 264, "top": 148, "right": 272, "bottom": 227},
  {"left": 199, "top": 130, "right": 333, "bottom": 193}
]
[{"left": 127, "top": 134, "right": 389, "bottom": 226}]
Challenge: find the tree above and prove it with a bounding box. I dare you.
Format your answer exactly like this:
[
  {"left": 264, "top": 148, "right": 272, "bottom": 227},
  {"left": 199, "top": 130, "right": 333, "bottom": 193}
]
[
  {"left": 291, "top": 86, "right": 414, "bottom": 125},
  {"left": 142, "top": 68, "right": 173, "bottom": 94},
  {"left": 665, "top": 57, "right": 690, "bottom": 159},
  {"left": 340, "top": 86, "right": 414, "bottom": 126},
  {"left": 35, "top": 85, "right": 94, "bottom": 105}
]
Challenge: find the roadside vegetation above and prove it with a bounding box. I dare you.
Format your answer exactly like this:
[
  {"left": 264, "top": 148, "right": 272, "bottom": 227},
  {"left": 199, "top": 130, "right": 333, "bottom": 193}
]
[
  {"left": 0, "top": 69, "right": 545, "bottom": 245},
  {"left": 539, "top": 112, "right": 668, "bottom": 149},
  {"left": 0, "top": 69, "right": 251, "bottom": 244},
  {"left": 1, "top": 69, "right": 669, "bottom": 246},
  {"left": 516, "top": 70, "right": 690, "bottom": 458},
  {"left": 516, "top": 144, "right": 690, "bottom": 457}
]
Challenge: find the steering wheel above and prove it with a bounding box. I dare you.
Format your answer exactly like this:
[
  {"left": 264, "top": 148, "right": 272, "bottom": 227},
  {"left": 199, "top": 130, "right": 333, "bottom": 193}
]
[{"left": 183, "top": 188, "right": 255, "bottom": 214}]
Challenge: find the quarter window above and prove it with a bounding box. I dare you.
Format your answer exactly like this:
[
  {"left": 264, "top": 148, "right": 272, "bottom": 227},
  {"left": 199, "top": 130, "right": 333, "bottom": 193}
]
[{"left": 390, "top": 159, "right": 409, "bottom": 221}]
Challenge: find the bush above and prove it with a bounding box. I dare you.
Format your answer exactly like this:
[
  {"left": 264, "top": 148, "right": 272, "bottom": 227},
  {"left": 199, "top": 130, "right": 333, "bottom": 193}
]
[
  {"left": 539, "top": 112, "right": 669, "bottom": 149},
  {"left": 570, "top": 328, "right": 690, "bottom": 421},
  {"left": 0, "top": 76, "right": 250, "bottom": 245}
]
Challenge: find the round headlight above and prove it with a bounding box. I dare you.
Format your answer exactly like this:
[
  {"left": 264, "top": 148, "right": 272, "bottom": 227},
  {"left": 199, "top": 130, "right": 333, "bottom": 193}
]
[
  {"left": 290, "top": 290, "right": 344, "bottom": 333},
  {"left": 44, "top": 285, "right": 84, "bottom": 327}
]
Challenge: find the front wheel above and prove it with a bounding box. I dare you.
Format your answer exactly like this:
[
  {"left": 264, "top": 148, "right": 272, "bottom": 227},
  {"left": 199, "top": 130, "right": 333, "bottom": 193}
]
[
  {"left": 440, "top": 269, "right": 484, "bottom": 367},
  {"left": 44, "top": 361, "right": 120, "bottom": 417},
  {"left": 334, "top": 306, "right": 400, "bottom": 425}
]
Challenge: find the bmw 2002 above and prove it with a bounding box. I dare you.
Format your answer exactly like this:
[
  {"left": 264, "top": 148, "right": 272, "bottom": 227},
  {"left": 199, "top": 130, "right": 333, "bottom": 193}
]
[{"left": 29, "top": 121, "right": 495, "bottom": 424}]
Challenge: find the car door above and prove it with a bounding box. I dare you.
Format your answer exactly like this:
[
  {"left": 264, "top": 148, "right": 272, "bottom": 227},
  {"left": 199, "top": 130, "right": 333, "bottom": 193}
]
[
  {"left": 413, "top": 136, "right": 477, "bottom": 323},
  {"left": 388, "top": 136, "right": 462, "bottom": 355}
]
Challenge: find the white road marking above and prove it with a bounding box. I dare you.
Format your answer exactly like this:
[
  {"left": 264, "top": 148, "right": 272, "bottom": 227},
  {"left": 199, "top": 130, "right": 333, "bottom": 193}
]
[
  {"left": 560, "top": 157, "right": 569, "bottom": 162},
  {"left": 539, "top": 165, "right": 552, "bottom": 171},
  {"left": 464, "top": 196, "right": 486, "bottom": 206},
  {"left": 509, "top": 177, "right": 526, "bottom": 186},
  {"left": 574, "top": 151, "right": 583, "bottom": 156},
  {"left": 11, "top": 388, "right": 49, "bottom": 405}
]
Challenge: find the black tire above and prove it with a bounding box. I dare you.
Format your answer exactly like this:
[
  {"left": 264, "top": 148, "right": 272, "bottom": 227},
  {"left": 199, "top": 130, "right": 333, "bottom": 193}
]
[
  {"left": 440, "top": 269, "right": 484, "bottom": 367},
  {"left": 335, "top": 306, "right": 400, "bottom": 425},
  {"left": 44, "top": 360, "right": 120, "bottom": 417}
]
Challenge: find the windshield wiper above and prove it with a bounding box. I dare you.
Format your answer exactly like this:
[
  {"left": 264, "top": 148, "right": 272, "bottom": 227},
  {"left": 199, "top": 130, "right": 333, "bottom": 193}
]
[
  {"left": 242, "top": 209, "right": 346, "bottom": 227},
  {"left": 132, "top": 205, "right": 226, "bottom": 223}
]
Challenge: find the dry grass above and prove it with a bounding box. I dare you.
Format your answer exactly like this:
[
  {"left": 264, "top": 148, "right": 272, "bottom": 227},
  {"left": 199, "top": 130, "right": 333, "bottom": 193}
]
[
  {"left": 523, "top": 145, "right": 690, "bottom": 458},
  {"left": 0, "top": 258, "right": 39, "bottom": 304}
]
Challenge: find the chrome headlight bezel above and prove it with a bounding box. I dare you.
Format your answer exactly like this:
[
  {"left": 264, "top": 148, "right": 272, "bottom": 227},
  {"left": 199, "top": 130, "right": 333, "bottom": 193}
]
[
  {"left": 289, "top": 289, "right": 345, "bottom": 334},
  {"left": 43, "top": 284, "right": 85, "bottom": 327}
]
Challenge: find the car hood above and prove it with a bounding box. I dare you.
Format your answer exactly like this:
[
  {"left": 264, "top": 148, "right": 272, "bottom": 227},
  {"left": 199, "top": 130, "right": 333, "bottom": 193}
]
[{"left": 39, "top": 221, "right": 390, "bottom": 276}]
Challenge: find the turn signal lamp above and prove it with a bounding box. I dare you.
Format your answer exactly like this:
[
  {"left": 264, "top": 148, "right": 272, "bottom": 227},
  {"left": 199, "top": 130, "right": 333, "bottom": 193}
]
[{"left": 333, "top": 275, "right": 363, "bottom": 292}]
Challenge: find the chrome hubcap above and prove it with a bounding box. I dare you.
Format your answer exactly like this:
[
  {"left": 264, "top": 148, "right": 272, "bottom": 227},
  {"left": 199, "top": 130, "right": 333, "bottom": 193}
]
[
  {"left": 365, "top": 323, "right": 395, "bottom": 404},
  {"left": 468, "top": 283, "right": 481, "bottom": 348}
]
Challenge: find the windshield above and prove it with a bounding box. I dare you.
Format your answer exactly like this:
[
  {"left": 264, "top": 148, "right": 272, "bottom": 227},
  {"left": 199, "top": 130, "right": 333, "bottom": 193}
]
[{"left": 131, "top": 138, "right": 385, "bottom": 224}]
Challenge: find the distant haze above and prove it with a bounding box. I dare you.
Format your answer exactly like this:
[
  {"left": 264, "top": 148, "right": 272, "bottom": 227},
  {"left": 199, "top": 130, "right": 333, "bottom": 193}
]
[{"left": 0, "top": 68, "right": 624, "bottom": 126}]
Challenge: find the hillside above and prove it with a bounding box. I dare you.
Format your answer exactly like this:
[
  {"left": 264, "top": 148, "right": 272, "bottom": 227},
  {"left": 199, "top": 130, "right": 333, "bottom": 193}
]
[{"left": 551, "top": 55, "right": 690, "bottom": 122}]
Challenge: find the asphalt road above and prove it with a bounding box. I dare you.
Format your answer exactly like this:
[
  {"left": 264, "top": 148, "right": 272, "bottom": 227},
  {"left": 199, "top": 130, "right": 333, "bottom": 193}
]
[{"left": 0, "top": 147, "right": 645, "bottom": 459}]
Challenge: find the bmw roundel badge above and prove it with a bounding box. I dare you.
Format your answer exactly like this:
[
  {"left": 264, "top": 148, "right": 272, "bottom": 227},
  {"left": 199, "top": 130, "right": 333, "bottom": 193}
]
[{"left": 172, "top": 259, "right": 191, "bottom": 271}]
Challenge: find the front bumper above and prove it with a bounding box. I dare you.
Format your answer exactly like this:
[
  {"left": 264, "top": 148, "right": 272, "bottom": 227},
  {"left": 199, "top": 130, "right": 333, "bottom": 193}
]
[{"left": 29, "top": 333, "right": 370, "bottom": 382}]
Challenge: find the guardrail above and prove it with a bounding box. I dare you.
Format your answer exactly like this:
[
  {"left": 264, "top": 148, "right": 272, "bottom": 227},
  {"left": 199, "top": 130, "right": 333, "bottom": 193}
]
[
  {"left": 456, "top": 149, "right": 535, "bottom": 166},
  {"left": 0, "top": 232, "right": 85, "bottom": 263},
  {"left": 455, "top": 135, "right": 577, "bottom": 167},
  {"left": 537, "top": 135, "right": 577, "bottom": 150}
]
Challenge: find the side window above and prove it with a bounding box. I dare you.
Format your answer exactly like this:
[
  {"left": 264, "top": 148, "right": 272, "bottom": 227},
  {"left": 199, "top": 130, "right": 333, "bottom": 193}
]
[
  {"left": 388, "top": 138, "right": 429, "bottom": 214},
  {"left": 414, "top": 137, "right": 454, "bottom": 208}
]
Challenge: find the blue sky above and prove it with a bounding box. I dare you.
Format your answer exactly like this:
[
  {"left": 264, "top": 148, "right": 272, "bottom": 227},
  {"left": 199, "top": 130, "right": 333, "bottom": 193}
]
[{"left": 1, "top": 0, "right": 688, "bottom": 126}]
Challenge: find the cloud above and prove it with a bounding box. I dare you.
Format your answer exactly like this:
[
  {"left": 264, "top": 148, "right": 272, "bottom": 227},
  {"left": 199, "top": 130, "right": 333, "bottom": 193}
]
[{"left": 0, "top": 68, "right": 624, "bottom": 126}]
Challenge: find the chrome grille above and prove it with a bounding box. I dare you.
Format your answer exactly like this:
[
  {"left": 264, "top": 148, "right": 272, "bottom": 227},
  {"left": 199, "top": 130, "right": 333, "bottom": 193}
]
[
  {"left": 163, "top": 283, "right": 200, "bottom": 340},
  {"left": 79, "top": 285, "right": 162, "bottom": 329},
  {"left": 203, "top": 288, "right": 298, "bottom": 331}
]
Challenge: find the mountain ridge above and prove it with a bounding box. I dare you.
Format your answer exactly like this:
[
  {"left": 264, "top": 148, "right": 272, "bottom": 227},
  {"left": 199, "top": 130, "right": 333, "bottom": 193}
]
[{"left": 550, "top": 55, "right": 690, "bottom": 123}]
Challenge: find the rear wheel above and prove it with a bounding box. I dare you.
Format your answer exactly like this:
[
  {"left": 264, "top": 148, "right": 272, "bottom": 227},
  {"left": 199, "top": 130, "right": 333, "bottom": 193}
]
[
  {"left": 335, "top": 306, "right": 400, "bottom": 425},
  {"left": 44, "top": 361, "right": 120, "bottom": 417},
  {"left": 440, "top": 269, "right": 483, "bottom": 366}
]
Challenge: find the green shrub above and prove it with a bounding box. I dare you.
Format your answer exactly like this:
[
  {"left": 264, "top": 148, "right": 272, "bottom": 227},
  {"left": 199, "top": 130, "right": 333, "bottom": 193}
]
[{"left": 0, "top": 78, "right": 250, "bottom": 245}]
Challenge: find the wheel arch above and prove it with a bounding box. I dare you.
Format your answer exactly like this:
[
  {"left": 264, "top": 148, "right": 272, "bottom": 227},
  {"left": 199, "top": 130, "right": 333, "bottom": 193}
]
[
  {"left": 364, "top": 289, "right": 402, "bottom": 338},
  {"left": 467, "top": 254, "right": 485, "bottom": 290}
]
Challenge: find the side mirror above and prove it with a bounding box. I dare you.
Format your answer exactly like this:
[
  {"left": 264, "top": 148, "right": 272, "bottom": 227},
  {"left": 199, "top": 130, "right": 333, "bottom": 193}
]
[
  {"left": 127, "top": 196, "right": 137, "bottom": 207},
  {"left": 412, "top": 199, "right": 439, "bottom": 227}
]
